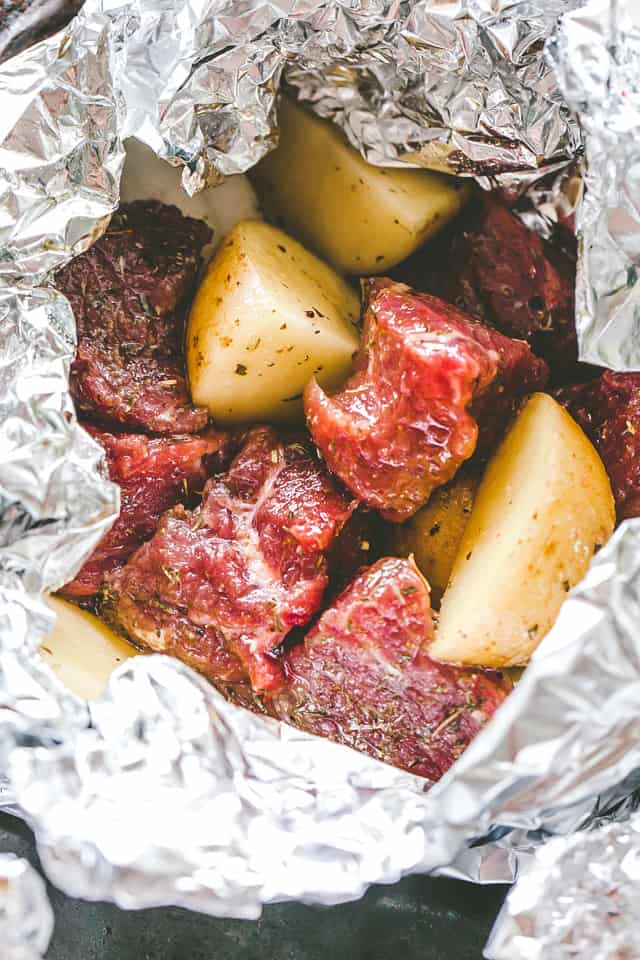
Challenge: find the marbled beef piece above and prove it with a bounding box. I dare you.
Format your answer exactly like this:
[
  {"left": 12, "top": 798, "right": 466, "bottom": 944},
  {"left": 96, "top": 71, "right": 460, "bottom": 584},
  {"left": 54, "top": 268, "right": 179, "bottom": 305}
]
[
  {"left": 55, "top": 201, "right": 211, "bottom": 434},
  {"left": 61, "top": 425, "right": 230, "bottom": 602},
  {"left": 271, "top": 557, "right": 510, "bottom": 781},
  {"left": 104, "top": 427, "right": 355, "bottom": 692},
  {"left": 557, "top": 372, "right": 640, "bottom": 522},
  {"left": 305, "top": 278, "right": 548, "bottom": 521},
  {"left": 404, "top": 194, "right": 580, "bottom": 379}
]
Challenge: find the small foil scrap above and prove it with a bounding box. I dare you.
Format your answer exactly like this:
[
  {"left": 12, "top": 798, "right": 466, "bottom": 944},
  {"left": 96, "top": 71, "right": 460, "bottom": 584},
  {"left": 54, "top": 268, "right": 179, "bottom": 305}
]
[
  {"left": 548, "top": 0, "right": 640, "bottom": 370},
  {"left": 485, "top": 816, "right": 640, "bottom": 960},
  {"left": 0, "top": 854, "right": 54, "bottom": 960}
]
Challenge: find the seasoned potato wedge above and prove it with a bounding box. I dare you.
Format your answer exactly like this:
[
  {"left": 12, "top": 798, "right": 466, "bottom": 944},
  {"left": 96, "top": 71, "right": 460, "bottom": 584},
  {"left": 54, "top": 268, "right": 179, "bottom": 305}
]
[
  {"left": 43, "top": 596, "right": 135, "bottom": 699},
  {"left": 252, "top": 96, "right": 471, "bottom": 275},
  {"left": 187, "top": 219, "right": 360, "bottom": 424},
  {"left": 432, "top": 394, "right": 615, "bottom": 668},
  {"left": 389, "top": 471, "right": 478, "bottom": 604}
]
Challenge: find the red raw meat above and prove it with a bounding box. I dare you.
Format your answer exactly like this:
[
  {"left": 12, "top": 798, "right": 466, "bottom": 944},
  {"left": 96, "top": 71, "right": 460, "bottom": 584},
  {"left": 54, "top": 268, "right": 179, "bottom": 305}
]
[
  {"left": 557, "top": 372, "right": 640, "bottom": 521},
  {"left": 305, "top": 278, "right": 548, "bottom": 521},
  {"left": 104, "top": 427, "right": 355, "bottom": 692},
  {"left": 271, "top": 557, "right": 511, "bottom": 781},
  {"left": 56, "top": 201, "right": 211, "bottom": 434},
  {"left": 61, "top": 425, "right": 230, "bottom": 601},
  {"left": 405, "top": 194, "right": 579, "bottom": 379}
]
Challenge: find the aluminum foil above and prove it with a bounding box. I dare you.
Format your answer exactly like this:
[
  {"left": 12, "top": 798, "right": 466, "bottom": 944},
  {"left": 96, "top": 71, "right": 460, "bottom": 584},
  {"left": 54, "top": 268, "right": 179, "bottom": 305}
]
[
  {"left": 0, "top": 854, "right": 54, "bottom": 960},
  {"left": 2, "top": 0, "right": 640, "bottom": 936},
  {"left": 548, "top": 0, "right": 640, "bottom": 370},
  {"left": 485, "top": 815, "right": 640, "bottom": 959},
  {"left": 0, "top": 5, "right": 123, "bottom": 284},
  {"left": 0, "top": 0, "right": 83, "bottom": 65}
]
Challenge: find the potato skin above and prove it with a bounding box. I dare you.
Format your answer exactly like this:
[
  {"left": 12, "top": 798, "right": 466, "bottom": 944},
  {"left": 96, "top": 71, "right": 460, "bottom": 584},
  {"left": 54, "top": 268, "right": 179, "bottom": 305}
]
[
  {"left": 431, "top": 394, "right": 615, "bottom": 668},
  {"left": 389, "top": 471, "right": 478, "bottom": 604},
  {"left": 187, "top": 219, "right": 360, "bottom": 425},
  {"left": 252, "top": 96, "right": 471, "bottom": 275}
]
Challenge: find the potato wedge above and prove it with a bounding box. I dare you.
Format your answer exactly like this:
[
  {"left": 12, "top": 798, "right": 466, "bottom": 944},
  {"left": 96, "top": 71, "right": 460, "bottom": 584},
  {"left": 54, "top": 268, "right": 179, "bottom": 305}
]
[
  {"left": 251, "top": 96, "right": 471, "bottom": 275},
  {"left": 187, "top": 219, "right": 360, "bottom": 424},
  {"left": 431, "top": 394, "right": 615, "bottom": 668},
  {"left": 43, "top": 596, "right": 135, "bottom": 699},
  {"left": 389, "top": 471, "right": 478, "bottom": 604}
]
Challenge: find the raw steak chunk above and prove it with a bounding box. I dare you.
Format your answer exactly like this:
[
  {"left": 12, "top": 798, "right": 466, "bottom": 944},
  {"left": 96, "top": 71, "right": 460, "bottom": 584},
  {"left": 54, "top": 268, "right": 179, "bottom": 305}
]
[
  {"left": 56, "top": 201, "right": 211, "bottom": 434},
  {"left": 104, "top": 427, "right": 355, "bottom": 692},
  {"left": 407, "top": 194, "right": 579, "bottom": 378},
  {"left": 305, "top": 278, "right": 548, "bottom": 521},
  {"left": 61, "top": 425, "right": 229, "bottom": 601},
  {"left": 271, "top": 557, "right": 510, "bottom": 781},
  {"left": 557, "top": 372, "right": 640, "bottom": 521}
]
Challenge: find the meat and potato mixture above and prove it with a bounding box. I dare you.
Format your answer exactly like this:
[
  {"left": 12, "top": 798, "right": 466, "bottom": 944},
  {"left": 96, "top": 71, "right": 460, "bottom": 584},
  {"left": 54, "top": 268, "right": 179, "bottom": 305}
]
[{"left": 52, "top": 96, "right": 622, "bottom": 783}]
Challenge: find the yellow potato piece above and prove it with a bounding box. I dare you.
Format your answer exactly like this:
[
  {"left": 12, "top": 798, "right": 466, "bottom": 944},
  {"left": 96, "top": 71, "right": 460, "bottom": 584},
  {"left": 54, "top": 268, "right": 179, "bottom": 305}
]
[
  {"left": 187, "top": 219, "right": 360, "bottom": 425},
  {"left": 389, "top": 471, "right": 478, "bottom": 605},
  {"left": 431, "top": 394, "right": 615, "bottom": 668},
  {"left": 251, "top": 96, "right": 471, "bottom": 275},
  {"left": 42, "top": 596, "right": 135, "bottom": 699}
]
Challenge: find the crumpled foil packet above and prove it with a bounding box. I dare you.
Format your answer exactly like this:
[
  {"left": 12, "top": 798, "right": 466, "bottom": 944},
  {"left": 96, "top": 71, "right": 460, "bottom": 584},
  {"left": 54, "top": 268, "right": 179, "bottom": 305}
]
[
  {"left": 2, "top": 0, "right": 640, "bottom": 942},
  {"left": 0, "top": 854, "right": 54, "bottom": 960},
  {"left": 485, "top": 815, "right": 640, "bottom": 959}
]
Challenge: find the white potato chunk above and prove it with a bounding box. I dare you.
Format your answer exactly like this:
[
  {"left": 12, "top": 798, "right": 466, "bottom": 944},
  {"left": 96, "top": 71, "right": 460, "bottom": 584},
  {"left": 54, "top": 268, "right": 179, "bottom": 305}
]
[
  {"left": 187, "top": 219, "right": 360, "bottom": 424},
  {"left": 120, "top": 138, "right": 259, "bottom": 263},
  {"left": 43, "top": 596, "right": 135, "bottom": 699},
  {"left": 388, "top": 470, "right": 478, "bottom": 606},
  {"left": 431, "top": 394, "right": 615, "bottom": 668},
  {"left": 251, "top": 96, "right": 471, "bottom": 275}
]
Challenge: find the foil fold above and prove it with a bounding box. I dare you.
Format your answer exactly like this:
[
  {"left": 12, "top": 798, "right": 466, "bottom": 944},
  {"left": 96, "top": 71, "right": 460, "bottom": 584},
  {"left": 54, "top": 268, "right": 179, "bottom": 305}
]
[
  {"left": 0, "top": 281, "right": 113, "bottom": 777},
  {"left": 2, "top": 0, "right": 640, "bottom": 939},
  {"left": 485, "top": 815, "right": 640, "bottom": 959},
  {"left": 0, "top": 854, "right": 54, "bottom": 960},
  {"left": 548, "top": 0, "right": 640, "bottom": 369},
  {"left": 0, "top": 7, "right": 123, "bottom": 284},
  {"left": 7, "top": 653, "right": 521, "bottom": 917}
]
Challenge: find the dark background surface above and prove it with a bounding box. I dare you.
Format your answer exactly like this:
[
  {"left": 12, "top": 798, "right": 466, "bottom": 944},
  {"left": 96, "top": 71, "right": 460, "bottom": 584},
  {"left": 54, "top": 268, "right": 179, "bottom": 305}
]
[{"left": 0, "top": 811, "right": 507, "bottom": 960}]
